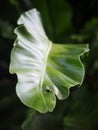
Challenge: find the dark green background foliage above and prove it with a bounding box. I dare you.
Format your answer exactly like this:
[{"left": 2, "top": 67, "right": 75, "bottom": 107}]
[{"left": 0, "top": 0, "right": 98, "bottom": 130}]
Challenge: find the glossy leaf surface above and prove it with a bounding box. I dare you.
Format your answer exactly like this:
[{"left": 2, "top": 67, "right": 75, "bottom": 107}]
[{"left": 9, "top": 9, "right": 89, "bottom": 113}]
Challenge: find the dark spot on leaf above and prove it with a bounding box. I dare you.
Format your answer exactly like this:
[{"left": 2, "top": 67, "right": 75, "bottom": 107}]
[{"left": 46, "top": 89, "right": 51, "bottom": 93}]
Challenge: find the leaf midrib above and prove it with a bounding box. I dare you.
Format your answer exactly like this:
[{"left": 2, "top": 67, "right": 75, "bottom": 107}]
[{"left": 39, "top": 40, "right": 52, "bottom": 91}]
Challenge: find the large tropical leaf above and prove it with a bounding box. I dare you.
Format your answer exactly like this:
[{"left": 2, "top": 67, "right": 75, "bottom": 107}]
[{"left": 9, "top": 9, "right": 89, "bottom": 113}]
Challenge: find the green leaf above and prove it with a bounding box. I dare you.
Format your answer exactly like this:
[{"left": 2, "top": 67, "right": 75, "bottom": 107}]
[{"left": 9, "top": 9, "right": 89, "bottom": 113}]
